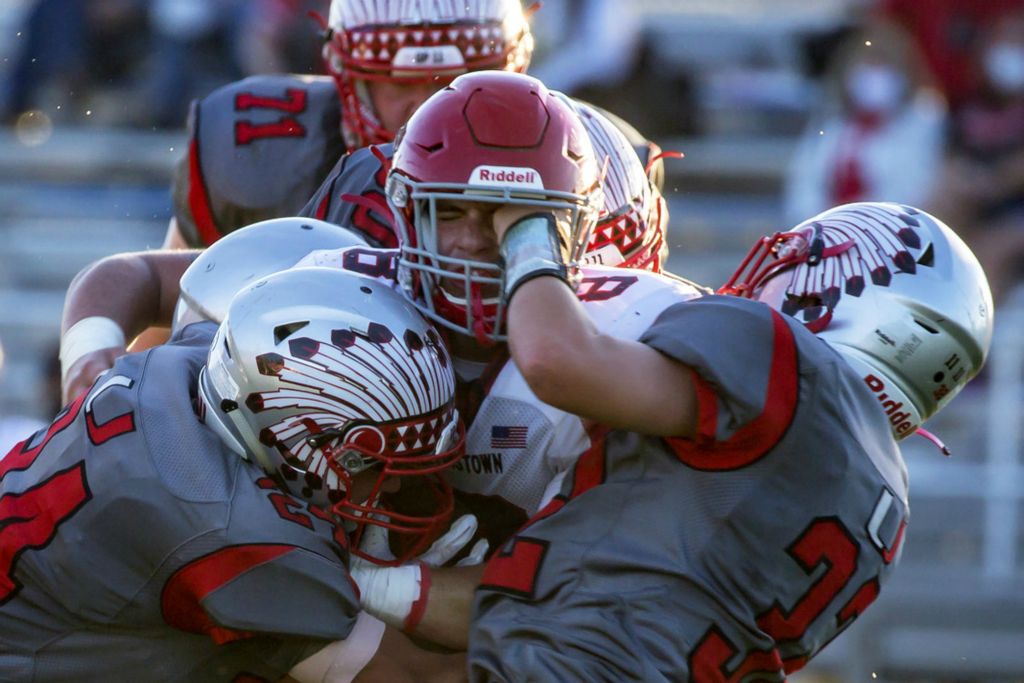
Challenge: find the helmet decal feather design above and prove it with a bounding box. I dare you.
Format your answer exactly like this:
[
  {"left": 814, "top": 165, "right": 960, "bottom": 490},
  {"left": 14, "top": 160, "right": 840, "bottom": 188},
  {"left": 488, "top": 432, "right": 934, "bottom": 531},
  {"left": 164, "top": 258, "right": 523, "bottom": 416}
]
[
  {"left": 723, "top": 202, "right": 993, "bottom": 442},
  {"left": 199, "top": 266, "right": 463, "bottom": 565}
]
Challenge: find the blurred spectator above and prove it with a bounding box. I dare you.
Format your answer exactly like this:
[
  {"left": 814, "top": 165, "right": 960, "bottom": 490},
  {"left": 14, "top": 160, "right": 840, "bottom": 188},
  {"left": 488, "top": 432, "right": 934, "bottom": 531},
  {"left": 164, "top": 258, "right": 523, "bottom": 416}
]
[
  {"left": 530, "top": 0, "right": 697, "bottom": 138},
  {"left": 928, "top": 11, "right": 1024, "bottom": 302},
  {"left": 141, "top": 0, "right": 245, "bottom": 128},
  {"left": 880, "top": 0, "right": 1024, "bottom": 110},
  {"left": 783, "top": 21, "right": 946, "bottom": 225},
  {"left": 0, "top": 0, "right": 149, "bottom": 124},
  {"left": 235, "top": 0, "right": 328, "bottom": 77},
  {"left": 530, "top": 0, "right": 641, "bottom": 95}
]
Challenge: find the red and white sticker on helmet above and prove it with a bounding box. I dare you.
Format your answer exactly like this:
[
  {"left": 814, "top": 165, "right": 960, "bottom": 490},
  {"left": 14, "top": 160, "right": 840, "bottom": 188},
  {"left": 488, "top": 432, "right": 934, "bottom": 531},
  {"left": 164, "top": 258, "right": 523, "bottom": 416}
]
[{"left": 469, "top": 166, "right": 544, "bottom": 189}]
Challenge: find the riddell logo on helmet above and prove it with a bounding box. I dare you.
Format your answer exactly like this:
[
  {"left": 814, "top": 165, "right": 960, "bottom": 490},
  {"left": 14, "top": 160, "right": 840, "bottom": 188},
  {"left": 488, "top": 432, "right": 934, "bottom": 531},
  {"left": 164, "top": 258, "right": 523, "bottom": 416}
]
[
  {"left": 864, "top": 374, "right": 917, "bottom": 436},
  {"left": 469, "top": 166, "right": 544, "bottom": 189}
]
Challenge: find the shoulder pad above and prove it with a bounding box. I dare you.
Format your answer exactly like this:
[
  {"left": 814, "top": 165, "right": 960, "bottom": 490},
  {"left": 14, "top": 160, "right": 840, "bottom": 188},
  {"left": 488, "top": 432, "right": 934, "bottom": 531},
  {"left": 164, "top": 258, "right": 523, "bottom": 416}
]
[
  {"left": 308, "top": 144, "right": 397, "bottom": 248},
  {"left": 576, "top": 266, "right": 707, "bottom": 340},
  {"left": 179, "top": 217, "right": 368, "bottom": 323}
]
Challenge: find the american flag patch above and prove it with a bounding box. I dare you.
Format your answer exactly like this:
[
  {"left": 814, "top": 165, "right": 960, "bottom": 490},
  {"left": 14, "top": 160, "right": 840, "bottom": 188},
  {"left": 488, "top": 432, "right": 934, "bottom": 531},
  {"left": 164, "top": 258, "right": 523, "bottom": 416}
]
[{"left": 491, "top": 425, "right": 528, "bottom": 449}]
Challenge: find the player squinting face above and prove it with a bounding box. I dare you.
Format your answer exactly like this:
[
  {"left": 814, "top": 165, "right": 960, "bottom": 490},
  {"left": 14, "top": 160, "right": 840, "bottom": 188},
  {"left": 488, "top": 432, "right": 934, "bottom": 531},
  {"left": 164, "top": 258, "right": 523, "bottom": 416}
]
[{"left": 434, "top": 199, "right": 503, "bottom": 297}]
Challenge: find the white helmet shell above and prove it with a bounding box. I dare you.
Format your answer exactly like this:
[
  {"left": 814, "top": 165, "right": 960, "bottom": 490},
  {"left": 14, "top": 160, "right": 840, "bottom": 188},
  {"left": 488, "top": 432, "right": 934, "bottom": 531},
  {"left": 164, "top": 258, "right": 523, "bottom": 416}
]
[
  {"left": 198, "top": 266, "right": 459, "bottom": 508},
  {"left": 174, "top": 217, "right": 368, "bottom": 331},
  {"left": 742, "top": 203, "right": 993, "bottom": 439}
]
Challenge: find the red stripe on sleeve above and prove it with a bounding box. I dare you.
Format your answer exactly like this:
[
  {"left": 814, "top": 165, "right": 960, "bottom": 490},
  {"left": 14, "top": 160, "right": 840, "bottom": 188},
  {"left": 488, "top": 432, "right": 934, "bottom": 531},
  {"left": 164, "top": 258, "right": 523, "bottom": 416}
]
[
  {"left": 161, "top": 544, "right": 296, "bottom": 644},
  {"left": 314, "top": 191, "right": 331, "bottom": 220},
  {"left": 666, "top": 310, "right": 799, "bottom": 471},
  {"left": 187, "top": 135, "right": 221, "bottom": 247},
  {"left": 690, "top": 369, "right": 719, "bottom": 446}
]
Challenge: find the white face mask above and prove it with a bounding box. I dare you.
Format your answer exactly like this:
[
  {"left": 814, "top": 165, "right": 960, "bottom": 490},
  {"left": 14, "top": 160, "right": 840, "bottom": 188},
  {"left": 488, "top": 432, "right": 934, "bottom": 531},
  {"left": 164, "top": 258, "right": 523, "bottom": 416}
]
[
  {"left": 984, "top": 42, "right": 1024, "bottom": 94},
  {"left": 845, "top": 63, "right": 906, "bottom": 113}
]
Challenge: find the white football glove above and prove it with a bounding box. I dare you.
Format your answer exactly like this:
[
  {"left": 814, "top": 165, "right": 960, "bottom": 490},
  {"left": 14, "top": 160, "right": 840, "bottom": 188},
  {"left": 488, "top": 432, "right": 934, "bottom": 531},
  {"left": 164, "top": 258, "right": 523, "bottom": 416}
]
[{"left": 349, "top": 514, "right": 489, "bottom": 632}]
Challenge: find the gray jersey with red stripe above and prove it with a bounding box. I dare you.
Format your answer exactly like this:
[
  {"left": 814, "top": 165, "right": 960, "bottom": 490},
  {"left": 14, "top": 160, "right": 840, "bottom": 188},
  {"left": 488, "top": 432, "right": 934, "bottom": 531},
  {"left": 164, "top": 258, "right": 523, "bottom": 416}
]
[
  {"left": 299, "top": 142, "right": 398, "bottom": 248},
  {"left": 469, "top": 295, "right": 910, "bottom": 682},
  {"left": 0, "top": 323, "right": 359, "bottom": 682},
  {"left": 173, "top": 74, "right": 346, "bottom": 247}
]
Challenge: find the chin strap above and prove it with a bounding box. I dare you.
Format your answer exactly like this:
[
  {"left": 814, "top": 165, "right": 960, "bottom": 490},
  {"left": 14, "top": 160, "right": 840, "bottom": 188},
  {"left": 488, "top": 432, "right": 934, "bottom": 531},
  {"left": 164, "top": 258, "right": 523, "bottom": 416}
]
[{"left": 915, "top": 427, "right": 952, "bottom": 456}]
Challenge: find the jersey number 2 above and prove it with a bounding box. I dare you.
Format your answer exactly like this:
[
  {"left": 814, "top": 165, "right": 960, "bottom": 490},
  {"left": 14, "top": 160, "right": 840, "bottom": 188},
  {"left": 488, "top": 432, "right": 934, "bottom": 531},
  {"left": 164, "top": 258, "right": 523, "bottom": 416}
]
[{"left": 689, "top": 513, "right": 896, "bottom": 681}]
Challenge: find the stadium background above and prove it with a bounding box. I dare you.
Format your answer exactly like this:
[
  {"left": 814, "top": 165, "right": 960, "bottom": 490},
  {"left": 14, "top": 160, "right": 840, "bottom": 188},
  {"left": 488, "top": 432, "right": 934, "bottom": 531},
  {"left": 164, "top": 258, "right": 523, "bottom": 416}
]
[{"left": 0, "top": 1, "right": 1021, "bottom": 680}]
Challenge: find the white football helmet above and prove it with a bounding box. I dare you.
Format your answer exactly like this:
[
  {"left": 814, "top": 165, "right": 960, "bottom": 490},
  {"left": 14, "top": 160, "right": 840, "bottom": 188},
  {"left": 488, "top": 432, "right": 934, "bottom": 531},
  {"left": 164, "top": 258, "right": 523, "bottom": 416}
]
[
  {"left": 567, "top": 98, "right": 669, "bottom": 272},
  {"left": 198, "top": 266, "right": 463, "bottom": 564},
  {"left": 722, "top": 202, "right": 994, "bottom": 440},
  {"left": 173, "top": 217, "right": 368, "bottom": 332},
  {"left": 323, "top": 0, "right": 533, "bottom": 147}
]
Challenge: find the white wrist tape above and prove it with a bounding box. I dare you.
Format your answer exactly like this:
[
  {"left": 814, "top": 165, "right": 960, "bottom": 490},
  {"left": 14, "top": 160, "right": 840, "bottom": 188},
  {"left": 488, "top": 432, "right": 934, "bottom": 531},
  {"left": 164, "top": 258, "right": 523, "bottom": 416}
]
[
  {"left": 60, "top": 316, "right": 126, "bottom": 382},
  {"left": 500, "top": 213, "right": 570, "bottom": 302},
  {"left": 349, "top": 562, "right": 430, "bottom": 632}
]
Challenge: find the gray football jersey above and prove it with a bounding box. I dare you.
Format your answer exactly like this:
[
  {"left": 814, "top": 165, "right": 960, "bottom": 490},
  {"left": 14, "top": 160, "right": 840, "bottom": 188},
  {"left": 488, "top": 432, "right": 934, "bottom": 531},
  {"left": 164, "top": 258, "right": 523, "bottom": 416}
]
[
  {"left": 173, "top": 74, "right": 346, "bottom": 247},
  {"left": 299, "top": 142, "right": 398, "bottom": 248},
  {"left": 0, "top": 323, "right": 359, "bottom": 682},
  {"left": 469, "top": 296, "right": 910, "bottom": 682}
]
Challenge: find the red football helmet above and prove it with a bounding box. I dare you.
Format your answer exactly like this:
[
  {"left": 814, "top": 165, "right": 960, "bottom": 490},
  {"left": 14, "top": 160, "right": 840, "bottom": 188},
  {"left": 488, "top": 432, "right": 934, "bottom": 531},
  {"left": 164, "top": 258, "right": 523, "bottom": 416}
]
[
  {"left": 323, "top": 0, "right": 534, "bottom": 147},
  {"left": 386, "top": 71, "right": 603, "bottom": 343}
]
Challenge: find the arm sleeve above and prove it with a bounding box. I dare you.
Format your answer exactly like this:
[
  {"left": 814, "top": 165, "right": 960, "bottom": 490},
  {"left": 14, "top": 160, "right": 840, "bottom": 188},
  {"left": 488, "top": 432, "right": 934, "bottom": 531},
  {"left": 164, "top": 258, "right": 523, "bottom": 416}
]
[
  {"left": 639, "top": 296, "right": 800, "bottom": 462},
  {"left": 161, "top": 485, "right": 361, "bottom": 645}
]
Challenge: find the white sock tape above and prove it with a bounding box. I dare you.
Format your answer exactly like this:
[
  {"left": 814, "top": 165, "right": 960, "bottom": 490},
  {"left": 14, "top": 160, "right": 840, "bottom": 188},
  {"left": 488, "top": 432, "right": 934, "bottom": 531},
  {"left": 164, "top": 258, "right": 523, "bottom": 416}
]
[{"left": 59, "top": 316, "right": 126, "bottom": 382}]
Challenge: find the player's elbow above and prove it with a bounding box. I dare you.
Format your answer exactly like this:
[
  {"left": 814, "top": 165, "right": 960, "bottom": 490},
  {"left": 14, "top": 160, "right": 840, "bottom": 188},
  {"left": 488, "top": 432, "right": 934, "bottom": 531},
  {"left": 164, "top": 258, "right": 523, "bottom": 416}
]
[{"left": 512, "top": 334, "right": 592, "bottom": 411}]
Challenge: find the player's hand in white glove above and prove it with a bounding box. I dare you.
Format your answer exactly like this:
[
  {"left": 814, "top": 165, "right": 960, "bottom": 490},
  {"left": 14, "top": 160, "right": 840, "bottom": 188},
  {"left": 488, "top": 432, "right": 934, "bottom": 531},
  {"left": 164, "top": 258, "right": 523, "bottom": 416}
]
[{"left": 349, "top": 514, "right": 489, "bottom": 632}]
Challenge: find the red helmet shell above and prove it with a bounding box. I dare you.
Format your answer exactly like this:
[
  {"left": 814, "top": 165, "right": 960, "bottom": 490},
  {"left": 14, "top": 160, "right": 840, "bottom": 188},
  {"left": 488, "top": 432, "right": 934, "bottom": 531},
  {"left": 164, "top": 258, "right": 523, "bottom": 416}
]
[{"left": 392, "top": 71, "right": 598, "bottom": 197}]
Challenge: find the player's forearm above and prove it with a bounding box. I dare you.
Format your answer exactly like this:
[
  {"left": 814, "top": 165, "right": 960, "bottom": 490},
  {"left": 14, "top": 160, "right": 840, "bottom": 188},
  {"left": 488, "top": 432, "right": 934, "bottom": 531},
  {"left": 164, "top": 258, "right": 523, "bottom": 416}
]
[
  {"left": 507, "top": 275, "right": 698, "bottom": 437},
  {"left": 63, "top": 250, "right": 196, "bottom": 336},
  {"left": 354, "top": 563, "right": 481, "bottom": 652},
  {"left": 409, "top": 564, "right": 482, "bottom": 651}
]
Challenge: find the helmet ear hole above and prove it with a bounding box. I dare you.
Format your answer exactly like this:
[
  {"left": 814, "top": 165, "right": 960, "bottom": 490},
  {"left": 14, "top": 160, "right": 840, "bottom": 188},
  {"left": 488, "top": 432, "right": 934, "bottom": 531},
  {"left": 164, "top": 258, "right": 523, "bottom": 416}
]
[{"left": 273, "top": 321, "right": 309, "bottom": 344}]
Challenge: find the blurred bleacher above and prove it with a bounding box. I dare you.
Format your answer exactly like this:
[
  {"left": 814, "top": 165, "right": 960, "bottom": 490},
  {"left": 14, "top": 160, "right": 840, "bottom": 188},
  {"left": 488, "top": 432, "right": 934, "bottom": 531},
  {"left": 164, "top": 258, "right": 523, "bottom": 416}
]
[{"left": 0, "top": 1, "right": 1021, "bottom": 681}]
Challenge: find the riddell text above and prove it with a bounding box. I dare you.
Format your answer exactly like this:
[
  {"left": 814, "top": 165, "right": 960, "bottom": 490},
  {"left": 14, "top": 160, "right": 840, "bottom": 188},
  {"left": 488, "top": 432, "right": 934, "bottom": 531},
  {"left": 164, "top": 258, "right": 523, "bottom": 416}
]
[
  {"left": 864, "top": 374, "right": 917, "bottom": 435},
  {"left": 477, "top": 169, "right": 537, "bottom": 184}
]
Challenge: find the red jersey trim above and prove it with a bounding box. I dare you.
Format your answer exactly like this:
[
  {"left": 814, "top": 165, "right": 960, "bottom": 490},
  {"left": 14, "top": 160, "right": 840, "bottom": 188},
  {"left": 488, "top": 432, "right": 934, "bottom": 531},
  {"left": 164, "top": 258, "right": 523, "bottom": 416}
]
[
  {"left": 478, "top": 431, "right": 608, "bottom": 598},
  {"left": 665, "top": 310, "right": 799, "bottom": 471},
  {"left": 161, "top": 543, "right": 296, "bottom": 644},
  {"left": 314, "top": 191, "right": 332, "bottom": 221},
  {"left": 187, "top": 125, "right": 221, "bottom": 247}
]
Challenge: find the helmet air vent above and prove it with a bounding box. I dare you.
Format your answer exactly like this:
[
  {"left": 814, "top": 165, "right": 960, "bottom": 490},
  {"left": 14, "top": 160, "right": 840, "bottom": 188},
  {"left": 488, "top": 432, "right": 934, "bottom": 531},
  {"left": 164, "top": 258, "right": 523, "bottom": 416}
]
[
  {"left": 274, "top": 321, "right": 309, "bottom": 344},
  {"left": 916, "top": 243, "right": 935, "bottom": 267}
]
